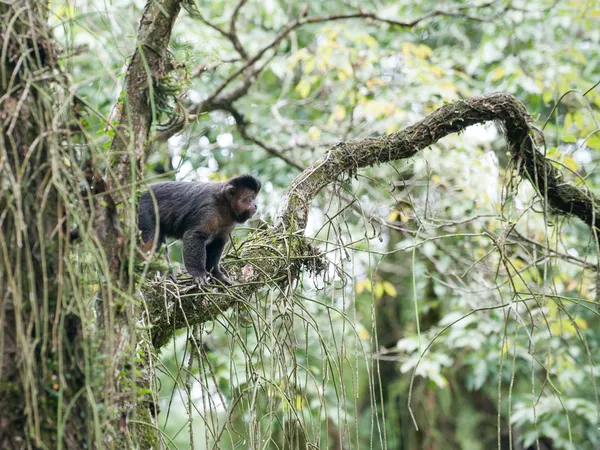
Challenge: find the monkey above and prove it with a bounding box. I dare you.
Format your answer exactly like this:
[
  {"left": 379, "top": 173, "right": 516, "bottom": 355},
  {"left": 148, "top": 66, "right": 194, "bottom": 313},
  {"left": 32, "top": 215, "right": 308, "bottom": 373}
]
[{"left": 138, "top": 174, "right": 261, "bottom": 286}]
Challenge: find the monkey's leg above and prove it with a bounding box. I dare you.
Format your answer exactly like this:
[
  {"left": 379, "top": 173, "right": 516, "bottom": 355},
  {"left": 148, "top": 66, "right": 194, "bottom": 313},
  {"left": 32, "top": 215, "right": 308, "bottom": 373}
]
[
  {"left": 183, "top": 229, "right": 210, "bottom": 285},
  {"left": 206, "top": 238, "right": 232, "bottom": 285},
  {"left": 163, "top": 244, "right": 177, "bottom": 282}
]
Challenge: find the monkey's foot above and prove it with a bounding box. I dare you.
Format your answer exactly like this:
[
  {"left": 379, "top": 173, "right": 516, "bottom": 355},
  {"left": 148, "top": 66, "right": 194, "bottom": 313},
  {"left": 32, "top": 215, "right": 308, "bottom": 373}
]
[
  {"left": 211, "top": 271, "right": 232, "bottom": 286},
  {"left": 193, "top": 273, "right": 210, "bottom": 286}
]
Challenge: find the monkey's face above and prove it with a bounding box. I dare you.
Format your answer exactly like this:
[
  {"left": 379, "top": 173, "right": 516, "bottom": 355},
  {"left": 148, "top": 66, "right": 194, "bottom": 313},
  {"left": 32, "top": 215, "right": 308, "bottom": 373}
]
[{"left": 231, "top": 189, "right": 258, "bottom": 223}]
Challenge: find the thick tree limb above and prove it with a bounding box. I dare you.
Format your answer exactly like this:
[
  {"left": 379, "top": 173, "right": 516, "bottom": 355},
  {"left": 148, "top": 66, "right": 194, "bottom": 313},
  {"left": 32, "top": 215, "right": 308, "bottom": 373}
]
[
  {"left": 146, "top": 232, "right": 305, "bottom": 348},
  {"left": 278, "top": 93, "right": 600, "bottom": 232},
  {"left": 148, "top": 92, "right": 600, "bottom": 348},
  {"left": 100, "top": 0, "right": 182, "bottom": 292},
  {"left": 110, "top": 0, "right": 182, "bottom": 184},
  {"left": 99, "top": 0, "right": 183, "bottom": 303},
  {"left": 98, "top": 0, "right": 183, "bottom": 445}
]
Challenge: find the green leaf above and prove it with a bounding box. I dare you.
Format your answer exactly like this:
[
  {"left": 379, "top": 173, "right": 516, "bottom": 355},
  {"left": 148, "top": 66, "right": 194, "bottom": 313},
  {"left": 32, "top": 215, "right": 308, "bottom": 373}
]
[
  {"left": 542, "top": 91, "right": 552, "bottom": 104},
  {"left": 563, "top": 156, "right": 579, "bottom": 171},
  {"left": 490, "top": 67, "right": 504, "bottom": 82},
  {"left": 382, "top": 281, "right": 397, "bottom": 297},
  {"left": 586, "top": 135, "right": 600, "bottom": 150},
  {"left": 295, "top": 79, "right": 311, "bottom": 99}
]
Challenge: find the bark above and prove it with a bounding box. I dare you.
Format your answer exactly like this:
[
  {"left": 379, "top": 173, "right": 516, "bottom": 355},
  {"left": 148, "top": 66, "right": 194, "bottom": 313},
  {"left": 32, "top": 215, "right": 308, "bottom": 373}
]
[
  {"left": 147, "top": 93, "right": 600, "bottom": 347},
  {"left": 278, "top": 93, "right": 600, "bottom": 231},
  {"left": 0, "top": 0, "right": 184, "bottom": 447},
  {"left": 98, "top": 0, "right": 183, "bottom": 447},
  {"left": 0, "top": 1, "right": 87, "bottom": 447}
]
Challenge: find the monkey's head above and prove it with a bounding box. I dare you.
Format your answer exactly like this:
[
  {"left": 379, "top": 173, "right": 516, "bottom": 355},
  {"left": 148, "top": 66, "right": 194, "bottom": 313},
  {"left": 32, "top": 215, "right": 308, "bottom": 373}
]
[{"left": 225, "top": 175, "right": 262, "bottom": 223}]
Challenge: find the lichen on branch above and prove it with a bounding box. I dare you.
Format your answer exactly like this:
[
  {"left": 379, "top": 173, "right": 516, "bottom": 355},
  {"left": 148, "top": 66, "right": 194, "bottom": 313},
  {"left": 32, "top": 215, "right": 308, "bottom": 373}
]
[{"left": 278, "top": 93, "right": 600, "bottom": 232}]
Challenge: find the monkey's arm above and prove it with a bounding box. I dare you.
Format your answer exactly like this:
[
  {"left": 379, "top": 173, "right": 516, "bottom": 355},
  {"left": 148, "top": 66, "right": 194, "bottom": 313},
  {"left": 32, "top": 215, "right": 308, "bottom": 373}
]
[
  {"left": 182, "top": 228, "right": 210, "bottom": 285},
  {"left": 206, "top": 238, "right": 232, "bottom": 285}
]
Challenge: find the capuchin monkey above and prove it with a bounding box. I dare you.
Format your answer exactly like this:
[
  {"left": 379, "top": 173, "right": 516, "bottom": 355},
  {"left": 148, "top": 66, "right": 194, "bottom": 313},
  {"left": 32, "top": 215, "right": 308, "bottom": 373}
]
[{"left": 139, "top": 174, "right": 261, "bottom": 285}]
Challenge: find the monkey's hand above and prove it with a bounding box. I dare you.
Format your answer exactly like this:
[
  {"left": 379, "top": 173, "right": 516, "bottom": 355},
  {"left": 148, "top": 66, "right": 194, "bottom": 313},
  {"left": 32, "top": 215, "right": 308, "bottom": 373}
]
[
  {"left": 193, "top": 272, "right": 210, "bottom": 286},
  {"left": 211, "top": 269, "right": 232, "bottom": 286}
]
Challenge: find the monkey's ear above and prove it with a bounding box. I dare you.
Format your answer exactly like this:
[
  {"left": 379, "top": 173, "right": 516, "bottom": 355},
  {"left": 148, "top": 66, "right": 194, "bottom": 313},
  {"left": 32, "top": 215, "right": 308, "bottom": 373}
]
[{"left": 224, "top": 184, "right": 236, "bottom": 200}]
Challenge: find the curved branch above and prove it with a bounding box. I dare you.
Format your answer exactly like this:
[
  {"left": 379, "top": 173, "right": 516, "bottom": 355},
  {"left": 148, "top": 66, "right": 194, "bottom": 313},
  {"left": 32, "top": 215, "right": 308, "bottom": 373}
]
[
  {"left": 277, "top": 92, "right": 600, "bottom": 233},
  {"left": 147, "top": 92, "right": 600, "bottom": 348}
]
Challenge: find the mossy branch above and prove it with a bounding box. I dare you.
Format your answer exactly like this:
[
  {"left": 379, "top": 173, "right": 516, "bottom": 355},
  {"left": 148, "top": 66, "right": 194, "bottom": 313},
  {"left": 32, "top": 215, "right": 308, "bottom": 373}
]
[
  {"left": 145, "top": 230, "right": 313, "bottom": 348},
  {"left": 147, "top": 92, "right": 600, "bottom": 348},
  {"left": 109, "top": 0, "right": 182, "bottom": 185},
  {"left": 278, "top": 92, "right": 600, "bottom": 232}
]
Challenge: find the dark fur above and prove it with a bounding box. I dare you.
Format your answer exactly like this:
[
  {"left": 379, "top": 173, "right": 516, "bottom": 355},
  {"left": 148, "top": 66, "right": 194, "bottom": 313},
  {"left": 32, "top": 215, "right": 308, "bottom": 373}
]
[{"left": 139, "top": 175, "right": 261, "bottom": 285}]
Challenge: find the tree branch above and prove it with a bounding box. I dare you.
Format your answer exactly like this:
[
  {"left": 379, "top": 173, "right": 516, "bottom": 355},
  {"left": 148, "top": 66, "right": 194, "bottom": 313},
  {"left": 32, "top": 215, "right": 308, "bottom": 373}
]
[
  {"left": 277, "top": 93, "right": 600, "bottom": 232},
  {"left": 103, "top": 0, "right": 182, "bottom": 286},
  {"left": 158, "top": 2, "right": 508, "bottom": 143},
  {"left": 147, "top": 92, "right": 600, "bottom": 348},
  {"left": 109, "top": 0, "right": 182, "bottom": 185}
]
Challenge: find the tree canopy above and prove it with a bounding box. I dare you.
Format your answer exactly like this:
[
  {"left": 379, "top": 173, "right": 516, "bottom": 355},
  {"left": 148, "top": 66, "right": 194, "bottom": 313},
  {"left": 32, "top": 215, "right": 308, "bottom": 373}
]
[{"left": 1, "top": 0, "right": 599, "bottom": 449}]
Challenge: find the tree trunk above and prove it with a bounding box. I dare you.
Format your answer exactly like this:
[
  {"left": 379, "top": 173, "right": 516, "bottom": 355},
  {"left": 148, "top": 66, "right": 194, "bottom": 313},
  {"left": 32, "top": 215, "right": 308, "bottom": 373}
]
[
  {"left": 0, "top": 0, "right": 180, "bottom": 446},
  {"left": 0, "top": 1, "right": 89, "bottom": 447}
]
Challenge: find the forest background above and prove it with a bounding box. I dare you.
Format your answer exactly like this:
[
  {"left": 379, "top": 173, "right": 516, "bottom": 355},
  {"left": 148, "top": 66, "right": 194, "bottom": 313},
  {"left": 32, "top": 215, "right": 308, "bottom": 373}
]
[{"left": 1, "top": 0, "right": 599, "bottom": 449}]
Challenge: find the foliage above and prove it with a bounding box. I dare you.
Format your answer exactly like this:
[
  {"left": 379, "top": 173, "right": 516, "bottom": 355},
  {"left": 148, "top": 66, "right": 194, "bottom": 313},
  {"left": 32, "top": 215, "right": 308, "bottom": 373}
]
[{"left": 25, "top": 0, "right": 600, "bottom": 448}]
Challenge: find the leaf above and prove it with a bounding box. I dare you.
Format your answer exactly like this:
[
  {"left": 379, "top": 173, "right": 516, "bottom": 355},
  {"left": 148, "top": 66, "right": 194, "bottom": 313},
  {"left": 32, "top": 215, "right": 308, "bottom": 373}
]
[
  {"left": 430, "top": 66, "right": 444, "bottom": 77},
  {"left": 288, "top": 48, "right": 310, "bottom": 66},
  {"left": 382, "top": 281, "right": 397, "bottom": 297},
  {"left": 363, "top": 35, "right": 378, "bottom": 48},
  {"left": 586, "top": 135, "right": 600, "bottom": 149},
  {"left": 562, "top": 134, "right": 577, "bottom": 143},
  {"left": 334, "top": 105, "right": 346, "bottom": 121},
  {"left": 387, "top": 210, "right": 399, "bottom": 222},
  {"left": 358, "top": 328, "right": 370, "bottom": 340},
  {"left": 356, "top": 280, "right": 365, "bottom": 294},
  {"left": 303, "top": 59, "right": 315, "bottom": 74},
  {"left": 295, "top": 79, "right": 311, "bottom": 99},
  {"left": 401, "top": 42, "right": 415, "bottom": 56},
  {"left": 56, "top": 5, "right": 75, "bottom": 18},
  {"left": 543, "top": 91, "right": 552, "bottom": 105},
  {"left": 564, "top": 113, "right": 573, "bottom": 130},
  {"left": 356, "top": 279, "right": 372, "bottom": 293},
  {"left": 308, "top": 126, "right": 321, "bottom": 140},
  {"left": 417, "top": 44, "right": 433, "bottom": 58},
  {"left": 574, "top": 317, "right": 588, "bottom": 329},
  {"left": 563, "top": 156, "right": 579, "bottom": 171},
  {"left": 490, "top": 67, "right": 505, "bottom": 82}
]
